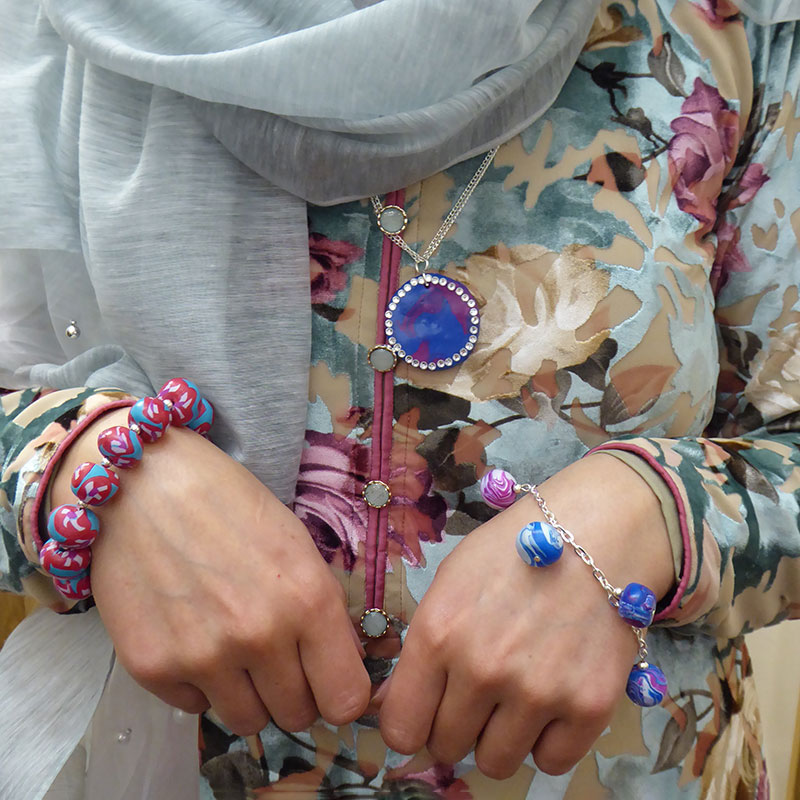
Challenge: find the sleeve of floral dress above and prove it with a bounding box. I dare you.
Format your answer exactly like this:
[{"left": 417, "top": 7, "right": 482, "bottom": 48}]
[
  {"left": 593, "top": 19, "right": 800, "bottom": 639},
  {"left": 0, "top": 387, "right": 136, "bottom": 609}
]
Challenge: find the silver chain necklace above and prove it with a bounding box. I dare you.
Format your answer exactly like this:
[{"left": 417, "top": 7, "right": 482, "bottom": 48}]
[{"left": 368, "top": 147, "right": 498, "bottom": 372}]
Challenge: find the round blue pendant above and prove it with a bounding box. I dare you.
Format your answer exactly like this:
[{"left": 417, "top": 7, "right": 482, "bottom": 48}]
[{"left": 385, "top": 274, "right": 480, "bottom": 370}]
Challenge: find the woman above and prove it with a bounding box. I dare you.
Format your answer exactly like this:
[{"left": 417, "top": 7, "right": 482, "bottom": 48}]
[{"left": 1, "top": 0, "right": 799, "bottom": 797}]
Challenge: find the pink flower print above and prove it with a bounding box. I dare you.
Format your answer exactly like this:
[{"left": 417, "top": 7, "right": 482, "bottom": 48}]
[
  {"left": 693, "top": 0, "right": 741, "bottom": 27},
  {"left": 294, "top": 431, "right": 371, "bottom": 571},
  {"left": 711, "top": 219, "right": 750, "bottom": 293},
  {"left": 730, "top": 163, "right": 769, "bottom": 208},
  {"left": 309, "top": 233, "right": 363, "bottom": 304},
  {"left": 668, "top": 78, "right": 740, "bottom": 228}
]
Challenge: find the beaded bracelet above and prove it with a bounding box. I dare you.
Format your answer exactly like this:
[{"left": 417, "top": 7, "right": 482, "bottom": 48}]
[
  {"left": 480, "top": 468, "right": 668, "bottom": 708},
  {"left": 40, "top": 378, "right": 214, "bottom": 600}
]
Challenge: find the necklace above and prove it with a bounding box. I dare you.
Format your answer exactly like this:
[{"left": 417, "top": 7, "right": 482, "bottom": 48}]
[{"left": 370, "top": 147, "right": 498, "bottom": 371}]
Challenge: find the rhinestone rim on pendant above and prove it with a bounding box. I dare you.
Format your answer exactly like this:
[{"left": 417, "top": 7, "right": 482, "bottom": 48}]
[{"left": 385, "top": 273, "right": 480, "bottom": 371}]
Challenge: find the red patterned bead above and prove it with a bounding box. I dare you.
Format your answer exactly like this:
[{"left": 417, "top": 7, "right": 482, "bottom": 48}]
[
  {"left": 128, "top": 396, "right": 171, "bottom": 443},
  {"left": 53, "top": 574, "right": 93, "bottom": 600},
  {"left": 40, "top": 540, "right": 92, "bottom": 578},
  {"left": 158, "top": 377, "right": 201, "bottom": 427},
  {"left": 71, "top": 462, "right": 121, "bottom": 506},
  {"left": 47, "top": 504, "right": 100, "bottom": 549},
  {"left": 97, "top": 425, "right": 144, "bottom": 469}
]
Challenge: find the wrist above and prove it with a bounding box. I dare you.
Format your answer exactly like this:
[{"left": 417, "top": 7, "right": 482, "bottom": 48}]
[{"left": 535, "top": 453, "right": 675, "bottom": 601}]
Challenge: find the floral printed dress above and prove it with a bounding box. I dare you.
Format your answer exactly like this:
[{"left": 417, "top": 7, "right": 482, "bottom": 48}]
[{"left": 2, "top": 1, "right": 800, "bottom": 798}]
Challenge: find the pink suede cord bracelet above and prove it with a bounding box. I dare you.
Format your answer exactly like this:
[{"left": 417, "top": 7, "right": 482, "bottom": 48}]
[{"left": 39, "top": 378, "right": 214, "bottom": 600}]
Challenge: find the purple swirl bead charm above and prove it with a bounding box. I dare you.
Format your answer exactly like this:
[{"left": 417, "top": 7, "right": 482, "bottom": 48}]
[
  {"left": 516, "top": 521, "right": 563, "bottom": 567},
  {"left": 47, "top": 504, "right": 100, "bottom": 549},
  {"left": 618, "top": 582, "right": 657, "bottom": 628},
  {"left": 129, "top": 396, "right": 171, "bottom": 443},
  {"left": 480, "top": 468, "right": 518, "bottom": 510},
  {"left": 39, "top": 540, "right": 92, "bottom": 579},
  {"left": 53, "top": 574, "right": 92, "bottom": 601},
  {"left": 97, "top": 425, "right": 144, "bottom": 469},
  {"left": 70, "top": 462, "right": 120, "bottom": 506},
  {"left": 626, "top": 663, "right": 668, "bottom": 707}
]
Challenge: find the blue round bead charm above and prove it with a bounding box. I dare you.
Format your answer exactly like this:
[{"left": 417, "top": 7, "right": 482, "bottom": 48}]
[
  {"left": 516, "top": 521, "right": 563, "bottom": 567},
  {"left": 626, "top": 663, "right": 668, "bottom": 707},
  {"left": 618, "top": 582, "right": 657, "bottom": 628}
]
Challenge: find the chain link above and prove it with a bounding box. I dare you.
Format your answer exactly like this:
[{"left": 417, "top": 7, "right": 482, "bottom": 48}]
[
  {"left": 371, "top": 147, "right": 499, "bottom": 271},
  {"left": 525, "top": 483, "right": 650, "bottom": 661}
]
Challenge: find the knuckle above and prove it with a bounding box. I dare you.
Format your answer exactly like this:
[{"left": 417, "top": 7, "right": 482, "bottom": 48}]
[
  {"left": 273, "top": 706, "right": 318, "bottom": 733},
  {"left": 124, "top": 651, "right": 175, "bottom": 687},
  {"left": 427, "top": 740, "right": 466, "bottom": 766},
  {"left": 322, "top": 689, "right": 370, "bottom": 726},
  {"left": 466, "top": 660, "right": 504, "bottom": 694},
  {"left": 223, "top": 711, "right": 271, "bottom": 738},
  {"left": 570, "top": 687, "right": 617, "bottom": 727},
  {"left": 475, "top": 753, "right": 518, "bottom": 781},
  {"left": 379, "top": 719, "right": 421, "bottom": 755},
  {"left": 532, "top": 742, "right": 580, "bottom": 776}
]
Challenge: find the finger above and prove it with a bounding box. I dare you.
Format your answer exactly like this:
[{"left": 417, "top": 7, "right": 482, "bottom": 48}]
[
  {"left": 532, "top": 717, "right": 604, "bottom": 776},
  {"left": 426, "top": 673, "right": 497, "bottom": 765},
  {"left": 145, "top": 681, "right": 211, "bottom": 716},
  {"left": 199, "top": 669, "right": 271, "bottom": 736},
  {"left": 299, "top": 614, "right": 371, "bottom": 726},
  {"left": 249, "top": 645, "right": 319, "bottom": 732},
  {"left": 474, "top": 702, "right": 548, "bottom": 780},
  {"left": 379, "top": 637, "right": 447, "bottom": 755}
]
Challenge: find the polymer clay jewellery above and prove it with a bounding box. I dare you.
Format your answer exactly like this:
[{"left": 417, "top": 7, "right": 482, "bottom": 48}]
[
  {"left": 41, "top": 378, "right": 213, "bottom": 600},
  {"left": 480, "top": 468, "right": 669, "bottom": 708},
  {"left": 371, "top": 147, "right": 498, "bottom": 372}
]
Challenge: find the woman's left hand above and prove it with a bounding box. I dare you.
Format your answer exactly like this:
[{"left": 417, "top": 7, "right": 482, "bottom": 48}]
[{"left": 378, "top": 453, "right": 675, "bottom": 779}]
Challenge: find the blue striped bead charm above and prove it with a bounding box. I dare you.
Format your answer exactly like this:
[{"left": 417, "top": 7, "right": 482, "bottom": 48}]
[
  {"left": 618, "top": 582, "right": 657, "bottom": 628},
  {"left": 516, "top": 521, "right": 563, "bottom": 567},
  {"left": 626, "top": 663, "right": 668, "bottom": 707}
]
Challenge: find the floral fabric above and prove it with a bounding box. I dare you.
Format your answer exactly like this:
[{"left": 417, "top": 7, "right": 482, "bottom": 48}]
[{"left": 2, "top": 1, "right": 800, "bottom": 798}]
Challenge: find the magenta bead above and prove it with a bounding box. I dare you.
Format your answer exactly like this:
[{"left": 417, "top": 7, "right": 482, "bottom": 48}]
[
  {"left": 97, "top": 425, "right": 144, "bottom": 469},
  {"left": 128, "top": 396, "right": 171, "bottom": 443},
  {"left": 480, "top": 468, "right": 518, "bottom": 510},
  {"left": 53, "top": 574, "right": 93, "bottom": 600},
  {"left": 71, "top": 462, "right": 120, "bottom": 506},
  {"left": 40, "top": 540, "right": 92, "bottom": 578},
  {"left": 47, "top": 504, "right": 100, "bottom": 549},
  {"left": 157, "top": 377, "right": 201, "bottom": 427}
]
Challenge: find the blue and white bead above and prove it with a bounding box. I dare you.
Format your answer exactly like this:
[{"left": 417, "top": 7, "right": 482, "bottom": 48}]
[
  {"left": 618, "top": 582, "right": 657, "bottom": 628},
  {"left": 516, "top": 521, "right": 563, "bottom": 567},
  {"left": 626, "top": 663, "right": 668, "bottom": 707}
]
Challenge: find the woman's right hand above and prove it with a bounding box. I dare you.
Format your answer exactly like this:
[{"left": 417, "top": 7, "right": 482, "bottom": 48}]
[{"left": 51, "top": 408, "right": 371, "bottom": 735}]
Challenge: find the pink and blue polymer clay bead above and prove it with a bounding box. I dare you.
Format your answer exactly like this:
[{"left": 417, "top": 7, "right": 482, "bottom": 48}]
[
  {"left": 626, "top": 663, "right": 668, "bottom": 707},
  {"left": 129, "top": 396, "right": 172, "bottom": 442},
  {"left": 47, "top": 504, "right": 100, "bottom": 549},
  {"left": 618, "top": 582, "right": 657, "bottom": 628},
  {"left": 97, "top": 425, "right": 144, "bottom": 469},
  {"left": 70, "top": 462, "right": 121, "bottom": 506},
  {"left": 516, "top": 521, "right": 563, "bottom": 567},
  {"left": 53, "top": 574, "right": 92, "bottom": 601},
  {"left": 480, "top": 468, "right": 518, "bottom": 510},
  {"left": 158, "top": 377, "right": 203, "bottom": 427},
  {"left": 39, "top": 540, "right": 92, "bottom": 578}
]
